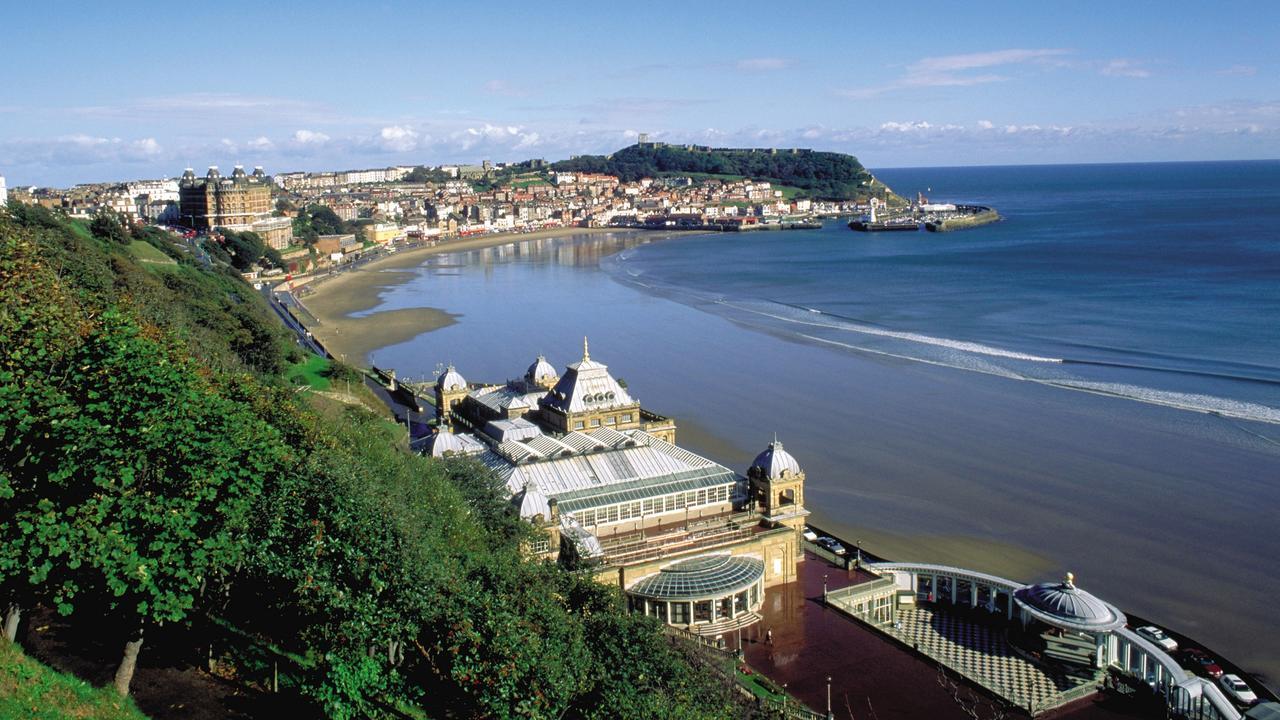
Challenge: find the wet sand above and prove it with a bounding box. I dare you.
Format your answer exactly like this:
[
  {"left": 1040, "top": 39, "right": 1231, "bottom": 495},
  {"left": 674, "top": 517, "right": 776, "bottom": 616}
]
[{"left": 297, "top": 227, "right": 627, "bottom": 364}]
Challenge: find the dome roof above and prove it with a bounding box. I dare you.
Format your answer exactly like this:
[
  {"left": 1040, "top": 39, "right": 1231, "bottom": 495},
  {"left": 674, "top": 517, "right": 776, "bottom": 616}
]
[
  {"left": 526, "top": 355, "right": 557, "bottom": 383},
  {"left": 436, "top": 364, "right": 466, "bottom": 392},
  {"left": 427, "top": 428, "right": 467, "bottom": 457},
  {"left": 628, "top": 555, "right": 764, "bottom": 600},
  {"left": 1014, "top": 573, "right": 1126, "bottom": 633},
  {"left": 751, "top": 439, "right": 802, "bottom": 480}
]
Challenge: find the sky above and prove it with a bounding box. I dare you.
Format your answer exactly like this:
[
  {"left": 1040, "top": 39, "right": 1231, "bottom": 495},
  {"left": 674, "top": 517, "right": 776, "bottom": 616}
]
[{"left": 2, "top": 0, "right": 1278, "bottom": 186}]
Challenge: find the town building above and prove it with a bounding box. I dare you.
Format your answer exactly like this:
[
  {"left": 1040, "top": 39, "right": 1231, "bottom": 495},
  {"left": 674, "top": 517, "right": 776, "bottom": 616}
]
[
  {"left": 426, "top": 342, "right": 809, "bottom": 637},
  {"left": 251, "top": 216, "right": 295, "bottom": 250},
  {"left": 178, "top": 165, "right": 272, "bottom": 230},
  {"left": 365, "top": 222, "right": 402, "bottom": 245},
  {"left": 1, "top": 174, "right": 10, "bottom": 207}
]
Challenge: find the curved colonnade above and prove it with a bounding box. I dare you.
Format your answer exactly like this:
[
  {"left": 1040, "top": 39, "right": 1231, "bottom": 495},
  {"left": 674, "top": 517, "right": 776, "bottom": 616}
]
[{"left": 864, "top": 562, "right": 1241, "bottom": 720}]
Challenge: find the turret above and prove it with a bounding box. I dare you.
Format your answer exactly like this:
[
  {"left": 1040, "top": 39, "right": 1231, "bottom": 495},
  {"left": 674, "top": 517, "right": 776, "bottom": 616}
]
[
  {"left": 434, "top": 365, "right": 468, "bottom": 424},
  {"left": 748, "top": 437, "right": 810, "bottom": 556}
]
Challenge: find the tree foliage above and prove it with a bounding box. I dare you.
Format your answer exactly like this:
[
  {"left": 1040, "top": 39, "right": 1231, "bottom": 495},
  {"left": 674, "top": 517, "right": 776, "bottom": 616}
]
[
  {"left": 0, "top": 207, "right": 742, "bottom": 718},
  {"left": 292, "top": 204, "right": 356, "bottom": 244},
  {"left": 553, "top": 142, "right": 877, "bottom": 199}
]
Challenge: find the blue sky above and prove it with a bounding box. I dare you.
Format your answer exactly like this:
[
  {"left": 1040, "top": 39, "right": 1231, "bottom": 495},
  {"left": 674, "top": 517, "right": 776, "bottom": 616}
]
[{"left": 3, "top": 0, "right": 1277, "bottom": 185}]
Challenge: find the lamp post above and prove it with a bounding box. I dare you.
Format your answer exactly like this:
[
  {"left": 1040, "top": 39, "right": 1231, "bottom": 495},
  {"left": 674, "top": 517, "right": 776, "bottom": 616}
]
[
  {"left": 826, "top": 676, "right": 833, "bottom": 720},
  {"left": 823, "top": 573, "right": 829, "bottom": 604}
]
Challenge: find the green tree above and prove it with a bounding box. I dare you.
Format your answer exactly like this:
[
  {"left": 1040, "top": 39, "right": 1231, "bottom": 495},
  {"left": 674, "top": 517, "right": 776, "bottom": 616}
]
[{"left": 90, "top": 209, "right": 130, "bottom": 244}]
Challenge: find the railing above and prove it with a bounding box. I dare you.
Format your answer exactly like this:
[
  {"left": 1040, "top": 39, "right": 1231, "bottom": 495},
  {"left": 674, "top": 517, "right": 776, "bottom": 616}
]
[
  {"left": 663, "top": 626, "right": 825, "bottom": 720},
  {"left": 1029, "top": 675, "right": 1104, "bottom": 715},
  {"left": 599, "top": 524, "right": 766, "bottom": 566},
  {"left": 595, "top": 511, "right": 770, "bottom": 566}
]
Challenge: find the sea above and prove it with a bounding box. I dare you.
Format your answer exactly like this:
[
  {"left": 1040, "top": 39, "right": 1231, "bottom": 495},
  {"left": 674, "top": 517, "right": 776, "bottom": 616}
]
[{"left": 363, "top": 160, "right": 1280, "bottom": 687}]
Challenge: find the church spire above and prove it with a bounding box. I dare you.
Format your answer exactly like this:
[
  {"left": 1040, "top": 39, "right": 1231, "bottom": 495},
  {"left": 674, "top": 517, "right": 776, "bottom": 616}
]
[{"left": 583, "top": 336, "right": 590, "bottom": 361}]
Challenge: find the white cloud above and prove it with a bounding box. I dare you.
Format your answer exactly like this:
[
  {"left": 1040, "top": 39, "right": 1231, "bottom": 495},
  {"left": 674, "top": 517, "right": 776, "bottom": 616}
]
[
  {"left": 134, "top": 137, "right": 162, "bottom": 156},
  {"left": 293, "top": 129, "right": 330, "bottom": 144},
  {"left": 840, "top": 48, "right": 1070, "bottom": 98},
  {"left": 248, "top": 136, "right": 274, "bottom": 150},
  {"left": 1217, "top": 64, "right": 1257, "bottom": 76},
  {"left": 1100, "top": 59, "right": 1151, "bottom": 78},
  {"left": 0, "top": 134, "right": 168, "bottom": 174},
  {"left": 736, "top": 57, "right": 793, "bottom": 72},
  {"left": 378, "top": 125, "right": 419, "bottom": 152},
  {"left": 977, "top": 120, "right": 994, "bottom": 129},
  {"left": 482, "top": 79, "right": 528, "bottom": 97}
]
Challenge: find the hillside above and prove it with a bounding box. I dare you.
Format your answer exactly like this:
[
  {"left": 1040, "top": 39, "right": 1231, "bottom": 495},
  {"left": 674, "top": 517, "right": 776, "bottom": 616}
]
[
  {"left": 552, "top": 142, "right": 888, "bottom": 200},
  {"left": 0, "top": 640, "right": 149, "bottom": 720},
  {"left": 0, "top": 205, "right": 742, "bottom": 719}
]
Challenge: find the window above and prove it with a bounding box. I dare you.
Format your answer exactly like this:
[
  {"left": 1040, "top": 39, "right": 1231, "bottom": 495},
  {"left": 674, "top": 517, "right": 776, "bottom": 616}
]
[
  {"left": 735, "top": 591, "right": 748, "bottom": 614},
  {"left": 579, "top": 510, "right": 595, "bottom": 526},
  {"left": 694, "top": 600, "right": 712, "bottom": 622},
  {"left": 671, "top": 602, "right": 690, "bottom": 624},
  {"left": 530, "top": 538, "right": 551, "bottom": 554},
  {"left": 605, "top": 416, "right": 615, "bottom": 425},
  {"left": 622, "top": 413, "right": 633, "bottom": 422},
  {"left": 643, "top": 499, "right": 657, "bottom": 515},
  {"left": 574, "top": 421, "right": 584, "bottom": 430},
  {"left": 697, "top": 489, "right": 708, "bottom": 505},
  {"left": 603, "top": 506, "right": 619, "bottom": 523},
  {"left": 651, "top": 601, "right": 668, "bottom": 622},
  {"left": 590, "top": 418, "right": 601, "bottom": 427}
]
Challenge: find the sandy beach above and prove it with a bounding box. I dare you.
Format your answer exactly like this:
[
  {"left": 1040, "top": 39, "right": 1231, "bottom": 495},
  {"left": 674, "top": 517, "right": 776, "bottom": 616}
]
[{"left": 294, "top": 227, "right": 628, "bottom": 364}]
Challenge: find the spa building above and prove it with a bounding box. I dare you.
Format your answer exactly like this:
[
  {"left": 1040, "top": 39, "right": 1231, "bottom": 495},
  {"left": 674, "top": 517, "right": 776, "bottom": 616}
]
[{"left": 427, "top": 340, "right": 810, "bottom": 636}]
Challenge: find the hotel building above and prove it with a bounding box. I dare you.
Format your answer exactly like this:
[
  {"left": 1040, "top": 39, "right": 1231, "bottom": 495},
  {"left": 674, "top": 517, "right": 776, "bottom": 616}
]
[{"left": 178, "top": 165, "right": 272, "bottom": 230}]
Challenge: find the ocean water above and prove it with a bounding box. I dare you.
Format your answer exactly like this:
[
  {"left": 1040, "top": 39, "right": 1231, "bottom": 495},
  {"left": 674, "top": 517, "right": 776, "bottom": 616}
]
[
  {"left": 606, "top": 161, "right": 1280, "bottom": 425},
  {"left": 366, "top": 161, "right": 1280, "bottom": 687}
]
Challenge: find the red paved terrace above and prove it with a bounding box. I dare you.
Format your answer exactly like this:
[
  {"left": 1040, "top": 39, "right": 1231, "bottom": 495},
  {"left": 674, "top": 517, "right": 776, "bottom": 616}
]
[{"left": 732, "top": 552, "right": 1158, "bottom": 720}]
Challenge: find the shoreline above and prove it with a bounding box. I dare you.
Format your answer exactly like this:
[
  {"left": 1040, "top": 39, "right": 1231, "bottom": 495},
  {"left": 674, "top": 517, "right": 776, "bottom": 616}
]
[{"left": 296, "top": 227, "right": 682, "bottom": 364}]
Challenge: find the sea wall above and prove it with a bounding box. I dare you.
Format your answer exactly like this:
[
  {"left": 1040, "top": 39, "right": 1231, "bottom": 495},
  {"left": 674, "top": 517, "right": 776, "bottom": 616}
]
[{"left": 927, "top": 208, "right": 1001, "bottom": 232}]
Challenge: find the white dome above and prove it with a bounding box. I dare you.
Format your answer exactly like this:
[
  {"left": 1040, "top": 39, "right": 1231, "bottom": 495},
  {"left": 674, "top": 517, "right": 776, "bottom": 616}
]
[
  {"left": 751, "top": 440, "right": 802, "bottom": 480},
  {"left": 428, "top": 428, "right": 467, "bottom": 457},
  {"left": 526, "top": 355, "right": 557, "bottom": 383},
  {"left": 1014, "top": 573, "right": 1126, "bottom": 633},
  {"left": 436, "top": 364, "right": 466, "bottom": 392}
]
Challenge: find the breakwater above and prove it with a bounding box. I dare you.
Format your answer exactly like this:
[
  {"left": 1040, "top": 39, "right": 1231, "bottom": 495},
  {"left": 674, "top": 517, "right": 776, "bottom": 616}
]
[{"left": 925, "top": 205, "right": 1001, "bottom": 232}]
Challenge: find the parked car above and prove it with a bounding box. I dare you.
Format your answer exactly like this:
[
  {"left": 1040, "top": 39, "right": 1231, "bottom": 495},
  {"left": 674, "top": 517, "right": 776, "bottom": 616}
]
[
  {"left": 1180, "top": 648, "right": 1224, "bottom": 678},
  {"left": 802, "top": 526, "right": 819, "bottom": 542},
  {"left": 1136, "top": 625, "right": 1178, "bottom": 653},
  {"left": 816, "top": 537, "right": 847, "bottom": 556},
  {"left": 1218, "top": 674, "right": 1257, "bottom": 705}
]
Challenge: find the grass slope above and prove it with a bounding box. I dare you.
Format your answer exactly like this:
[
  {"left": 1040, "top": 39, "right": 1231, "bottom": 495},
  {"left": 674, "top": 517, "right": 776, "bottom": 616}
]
[{"left": 0, "top": 641, "right": 149, "bottom": 720}]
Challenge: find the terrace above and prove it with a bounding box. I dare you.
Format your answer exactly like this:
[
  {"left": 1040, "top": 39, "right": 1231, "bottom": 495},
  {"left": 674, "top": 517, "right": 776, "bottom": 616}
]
[{"left": 733, "top": 551, "right": 1158, "bottom": 720}]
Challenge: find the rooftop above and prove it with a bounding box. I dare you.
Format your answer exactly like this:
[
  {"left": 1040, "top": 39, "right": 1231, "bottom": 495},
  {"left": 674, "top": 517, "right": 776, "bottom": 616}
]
[{"left": 627, "top": 554, "right": 764, "bottom": 600}]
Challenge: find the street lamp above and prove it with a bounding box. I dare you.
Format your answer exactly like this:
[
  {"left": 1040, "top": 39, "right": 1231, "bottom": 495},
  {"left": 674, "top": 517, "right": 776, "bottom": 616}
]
[
  {"left": 826, "top": 676, "right": 833, "bottom": 720},
  {"left": 823, "top": 573, "right": 829, "bottom": 603}
]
